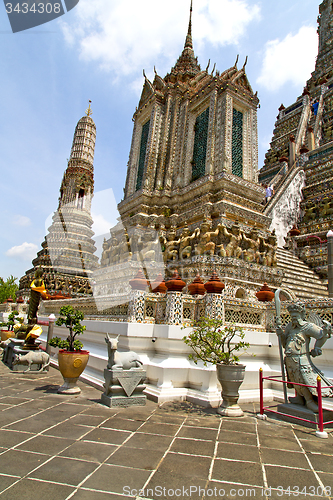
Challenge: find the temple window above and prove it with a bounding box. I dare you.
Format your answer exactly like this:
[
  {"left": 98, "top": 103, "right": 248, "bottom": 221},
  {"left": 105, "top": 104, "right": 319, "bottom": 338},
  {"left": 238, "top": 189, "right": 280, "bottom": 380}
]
[
  {"left": 192, "top": 107, "right": 209, "bottom": 181},
  {"left": 78, "top": 189, "right": 84, "bottom": 209},
  {"left": 136, "top": 120, "right": 150, "bottom": 191},
  {"left": 232, "top": 108, "right": 243, "bottom": 178}
]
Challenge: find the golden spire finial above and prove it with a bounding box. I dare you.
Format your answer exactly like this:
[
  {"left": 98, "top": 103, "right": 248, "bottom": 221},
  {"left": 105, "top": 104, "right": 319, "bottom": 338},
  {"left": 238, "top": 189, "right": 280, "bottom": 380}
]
[{"left": 86, "top": 100, "right": 93, "bottom": 117}]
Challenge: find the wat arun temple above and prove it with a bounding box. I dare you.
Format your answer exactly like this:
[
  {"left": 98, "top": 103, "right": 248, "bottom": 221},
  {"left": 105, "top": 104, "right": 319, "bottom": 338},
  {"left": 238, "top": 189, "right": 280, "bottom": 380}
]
[
  {"left": 20, "top": 0, "right": 332, "bottom": 304},
  {"left": 12, "top": 0, "right": 333, "bottom": 404}
]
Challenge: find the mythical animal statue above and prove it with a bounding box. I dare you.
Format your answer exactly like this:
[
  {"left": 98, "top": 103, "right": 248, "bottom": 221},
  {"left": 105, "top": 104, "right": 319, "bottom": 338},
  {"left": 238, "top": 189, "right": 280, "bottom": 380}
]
[
  {"left": 12, "top": 350, "right": 50, "bottom": 373},
  {"left": 105, "top": 334, "right": 143, "bottom": 370},
  {"left": 221, "top": 222, "right": 243, "bottom": 258},
  {"left": 243, "top": 226, "right": 261, "bottom": 264},
  {"left": 194, "top": 218, "right": 220, "bottom": 256},
  {"left": 276, "top": 302, "right": 333, "bottom": 412},
  {"left": 178, "top": 223, "right": 196, "bottom": 260}
]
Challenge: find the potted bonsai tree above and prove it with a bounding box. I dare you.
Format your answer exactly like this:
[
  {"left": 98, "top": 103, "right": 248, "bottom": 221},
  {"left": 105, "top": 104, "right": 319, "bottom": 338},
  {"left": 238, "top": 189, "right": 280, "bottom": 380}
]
[
  {"left": 49, "top": 305, "right": 89, "bottom": 394},
  {"left": 183, "top": 317, "right": 250, "bottom": 416},
  {"left": 1, "top": 310, "right": 20, "bottom": 341}
]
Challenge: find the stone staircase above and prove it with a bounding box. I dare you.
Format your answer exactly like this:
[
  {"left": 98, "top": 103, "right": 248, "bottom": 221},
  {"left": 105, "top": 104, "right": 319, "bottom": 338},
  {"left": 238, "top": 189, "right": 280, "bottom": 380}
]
[{"left": 276, "top": 247, "right": 328, "bottom": 300}]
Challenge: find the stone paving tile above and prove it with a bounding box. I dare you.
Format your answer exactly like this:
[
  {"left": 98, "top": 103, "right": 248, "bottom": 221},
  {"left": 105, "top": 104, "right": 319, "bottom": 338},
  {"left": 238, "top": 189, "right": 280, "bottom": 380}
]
[
  {"left": 259, "top": 434, "right": 302, "bottom": 451},
  {"left": 82, "top": 463, "right": 151, "bottom": 494},
  {"left": 170, "top": 437, "right": 215, "bottom": 456},
  {"left": 261, "top": 447, "right": 310, "bottom": 468},
  {"left": 265, "top": 465, "right": 320, "bottom": 490},
  {"left": 301, "top": 438, "right": 333, "bottom": 455},
  {"left": 101, "top": 417, "right": 143, "bottom": 432},
  {"left": 257, "top": 420, "right": 296, "bottom": 437},
  {"left": 148, "top": 414, "right": 186, "bottom": 425},
  {"left": 1, "top": 406, "right": 41, "bottom": 423},
  {"left": 308, "top": 453, "right": 333, "bottom": 473},
  {"left": 177, "top": 425, "right": 218, "bottom": 441},
  {"left": 216, "top": 441, "right": 260, "bottom": 462},
  {"left": 0, "top": 429, "right": 35, "bottom": 448},
  {"left": 106, "top": 446, "right": 164, "bottom": 470},
  {"left": 212, "top": 459, "right": 264, "bottom": 486},
  {"left": 16, "top": 435, "right": 75, "bottom": 455},
  {"left": 317, "top": 472, "right": 333, "bottom": 491},
  {"left": 67, "top": 414, "right": 109, "bottom": 427},
  {"left": 0, "top": 397, "right": 32, "bottom": 405},
  {"left": 218, "top": 429, "right": 257, "bottom": 446},
  {"left": 43, "top": 421, "right": 93, "bottom": 440},
  {"left": 144, "top": 472, "right": 207, "bottom": 500},
  {"left": 137, "top": 422, "right": 181, "bottom": 436},
  {"left": 28, "top": 456, "right": 99, "bottom": 486},
  {"left": 81, "top": 405, "right": 120, "bottom": 418},
  {"left": 157, "top": 452, "right": 211, "bottom": 479},
  {"left": 220, "top": 419, "right": 256, "bottom": 433},
  {"left": 71, "top": 489, "right": 134, "bottom": 499},
  {"left": 83, "top": 427, "right": 132, "bottom": 445},
  {"left": 0, "top": 449, "right": 50, "bottom": 476},
  {"left": 207, "top": 482, "right": 265, "bottom": 499},
  {"left": 184, "top": 416, "right": 220, "bottom": 428},
  {"left": 268, "top": 489, "right": 326, "bottom": 500},
  {"left": 59, "top": 440, "right": 117, "bottom": 463},
  {"left": 124, "top": 432, "right": 173, "bottom": 451},
  {"left": 0, "top": 475, "right": 20, "bottom": 494},
  {"left": 0, "top": 478, "right": 75, "bottom": 499}
]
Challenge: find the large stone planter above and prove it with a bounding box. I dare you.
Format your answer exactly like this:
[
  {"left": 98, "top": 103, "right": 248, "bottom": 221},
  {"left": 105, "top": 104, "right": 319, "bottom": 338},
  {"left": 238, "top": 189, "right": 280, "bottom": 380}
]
[
  {"left": 1, "top": 330, "right": 15, "bottom": 342},
  {"left": 216, "top": 363, "right": 245, "bottom": 417},
  {"left": 57, "top": 350, "right": 89, "bottom": 394}
]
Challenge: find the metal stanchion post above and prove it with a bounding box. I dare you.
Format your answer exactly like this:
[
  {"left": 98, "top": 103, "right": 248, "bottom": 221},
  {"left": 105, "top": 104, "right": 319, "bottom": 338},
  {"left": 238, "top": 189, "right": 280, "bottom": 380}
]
[
  {"left": 327, "top": 230, "right": 333, "bottom": 297},
  {"left": 316, "top": 376, "right": 328, "bottom": 439},
  {"left": 46, "top": 314, "right": 56, "bottom": 355}
]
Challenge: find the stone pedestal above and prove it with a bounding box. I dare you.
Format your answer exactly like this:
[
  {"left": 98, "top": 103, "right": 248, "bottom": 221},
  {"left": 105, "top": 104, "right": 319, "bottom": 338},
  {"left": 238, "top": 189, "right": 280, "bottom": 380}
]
[
  {"left": 101, "top": 368, "right": 146, "bottom": 407},
  {"left": 277, "top": 403, "right": 333, "bottom": 429},
  {"left": 165, "top": 291, "right": 183, "bottom": 325},
  {"left": 3, "top": 338, "right": 42, "bottom": 371},
  {"left": 128, "top": 290, "right": 146, "bottom": 323},
  {"left": 204, "top": 293, "right": 224, "bottom": 320}
]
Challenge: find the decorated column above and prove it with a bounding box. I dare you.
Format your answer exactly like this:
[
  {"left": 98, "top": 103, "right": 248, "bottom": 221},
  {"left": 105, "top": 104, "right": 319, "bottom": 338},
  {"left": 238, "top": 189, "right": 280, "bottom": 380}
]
[
  {"left": 127, "top": 270, "right": 149, "bottom": 323},
  {"left": 165, "top": 270, "right": 186, "bottom": 325},
  {"left": 204, "top": 272, "right": 225, "bottom": 320}
]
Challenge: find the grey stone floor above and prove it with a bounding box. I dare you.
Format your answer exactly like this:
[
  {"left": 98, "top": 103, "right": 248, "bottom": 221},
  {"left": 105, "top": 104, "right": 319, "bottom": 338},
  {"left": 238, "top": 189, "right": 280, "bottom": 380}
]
[{"left": 0, "top": 363, "right": 332, "bottom": 500}]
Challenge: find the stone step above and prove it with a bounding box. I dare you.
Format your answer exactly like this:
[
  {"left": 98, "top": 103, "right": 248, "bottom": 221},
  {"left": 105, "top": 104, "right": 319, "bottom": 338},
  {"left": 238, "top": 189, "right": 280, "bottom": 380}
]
[{"left": 276, "top": 248, "right": 328, "bottom": 299}]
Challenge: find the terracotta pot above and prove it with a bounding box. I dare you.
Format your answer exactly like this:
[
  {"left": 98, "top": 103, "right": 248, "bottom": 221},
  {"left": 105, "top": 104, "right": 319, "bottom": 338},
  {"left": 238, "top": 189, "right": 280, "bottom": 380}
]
[
  {"left": 57, "top": 350, "right": 89, "bottom": 394},
  {"left": 289, "top": 224, "right": 301, "bottom": 237},
  {"left": 216, "top": 363, "right": 245, "bottom": 417},
  {"left": 165, "top": 270, "right": 186, "bottom": 292},
  {"left": 188, "top": 273, "right": 206, "bottom": 296},
  {"left": 204, "top": 272, "right": 225, "bottom": 294},
  {"left": 151, "top": 273, "right": 167, "bottom": 293},
  {"left": 256, "top": 283, "right": 274, "bottom": 302},
  {"left": 129, "top": 269, "right": 149, "bottom": 291}
]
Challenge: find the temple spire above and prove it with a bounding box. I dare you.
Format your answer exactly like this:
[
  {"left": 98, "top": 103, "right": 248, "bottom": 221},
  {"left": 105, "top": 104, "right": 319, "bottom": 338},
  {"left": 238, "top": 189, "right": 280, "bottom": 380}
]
[{"left": 184, "top": 0, "right": 193, "bottom": 50}]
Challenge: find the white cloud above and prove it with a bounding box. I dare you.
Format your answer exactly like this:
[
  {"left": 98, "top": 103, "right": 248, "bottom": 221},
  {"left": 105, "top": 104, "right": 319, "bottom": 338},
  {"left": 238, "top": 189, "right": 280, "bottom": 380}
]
[
  {"left": 257, "top": 26, "right": 318, "bottom": 91},
  {"left": 12, "top": 215, "right": 32, "bottom": 227},
  {"left": 61, "top": 0, "right": 260, "bottom": 83},
  {"left": 6, "top": 242, "right": 38, "bottom": 261}
]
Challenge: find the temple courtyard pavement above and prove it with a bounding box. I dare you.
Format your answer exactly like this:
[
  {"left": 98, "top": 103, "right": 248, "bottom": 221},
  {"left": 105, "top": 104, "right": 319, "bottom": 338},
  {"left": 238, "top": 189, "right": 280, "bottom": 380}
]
[{"left": 0, "top": 363, "right": 332, "bottom": 500}]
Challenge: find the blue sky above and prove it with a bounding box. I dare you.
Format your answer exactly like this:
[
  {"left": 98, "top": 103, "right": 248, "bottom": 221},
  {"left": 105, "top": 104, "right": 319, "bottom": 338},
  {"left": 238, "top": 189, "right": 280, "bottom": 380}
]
[{"left": 0, "top": 0, "right": 320, "bottom": 284}]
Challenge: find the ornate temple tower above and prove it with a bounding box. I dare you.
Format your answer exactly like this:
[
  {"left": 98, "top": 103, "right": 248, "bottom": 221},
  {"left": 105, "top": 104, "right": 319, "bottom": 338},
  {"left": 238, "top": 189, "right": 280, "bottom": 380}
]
[
  {"left": 258, "top": 0, "right": 333, "bottom": 281},
  {"left": 19, "top": 103, "right": 99, "bottom": 298},
  {"left": 97, "top": 2, "right": 282, "bottom": 303},
  {"left": 120, "top": 3, "right": 263, "bottom": 225}
]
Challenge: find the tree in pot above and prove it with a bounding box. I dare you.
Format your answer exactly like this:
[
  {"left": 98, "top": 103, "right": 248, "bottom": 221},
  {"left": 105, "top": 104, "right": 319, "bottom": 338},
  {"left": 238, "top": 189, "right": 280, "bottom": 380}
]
[
  {"left": 183, "top": 317, "right": 250, "bottom": 416},
  {"left": 0, "top": 310, "right": 21, "bottom": 341},
  {"left": 49, "top": 305, "right": 89, "bottom": 394}
]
